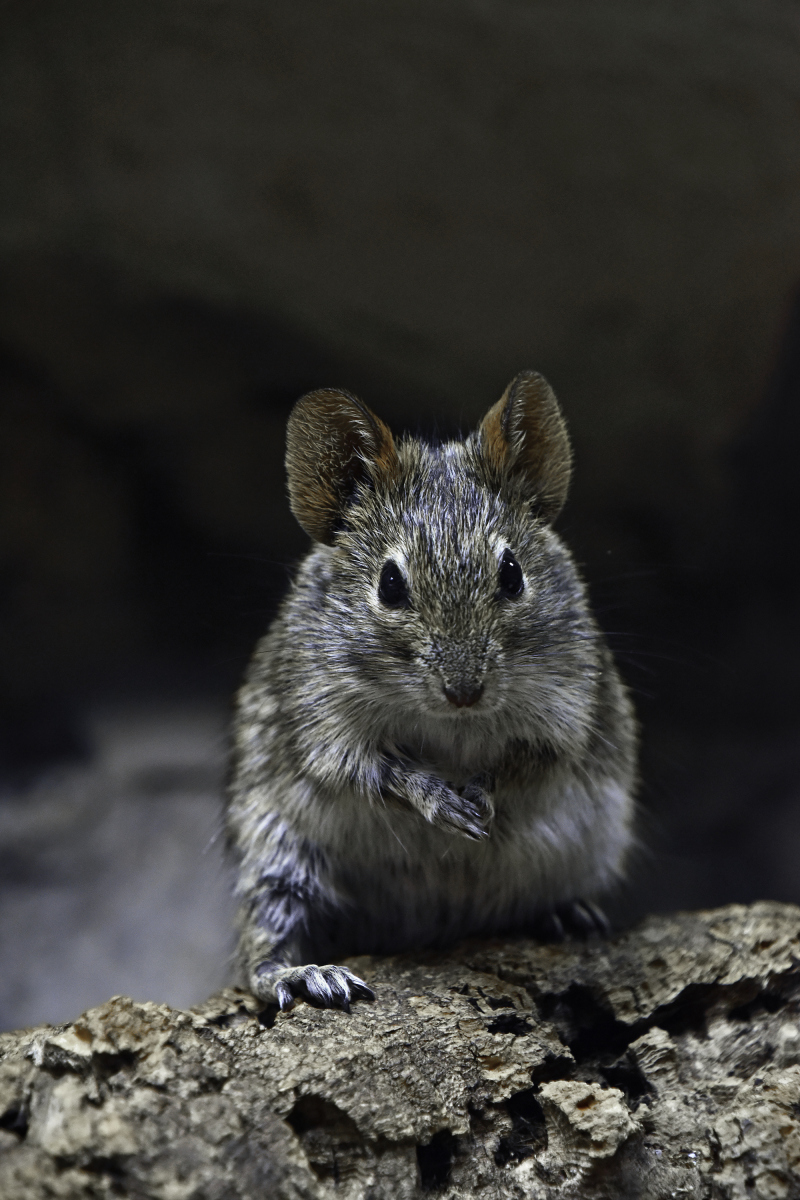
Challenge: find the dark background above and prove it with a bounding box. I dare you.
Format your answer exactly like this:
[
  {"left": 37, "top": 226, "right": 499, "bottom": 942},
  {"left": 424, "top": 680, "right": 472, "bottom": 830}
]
[{"left": 1, "top": 0, "right": 799, "bottom": 1029}]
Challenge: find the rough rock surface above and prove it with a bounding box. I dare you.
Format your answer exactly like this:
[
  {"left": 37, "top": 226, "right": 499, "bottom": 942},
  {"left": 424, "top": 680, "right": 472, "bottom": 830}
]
[{"left": 1, "top": 902, "right": 798, "bottom": 1198}]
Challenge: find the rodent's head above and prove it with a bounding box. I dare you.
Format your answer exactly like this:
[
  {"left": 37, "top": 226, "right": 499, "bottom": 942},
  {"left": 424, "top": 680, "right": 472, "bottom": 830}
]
[{"left": 285, "top": 373, "right": 600, "bottom": 757}]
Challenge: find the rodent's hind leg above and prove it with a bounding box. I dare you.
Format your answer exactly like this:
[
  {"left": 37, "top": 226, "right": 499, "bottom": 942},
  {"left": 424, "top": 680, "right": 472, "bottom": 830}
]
[
  {"left": 254, "top": 961, "right": 375, "bottom": 1012},
  {"left": 532, "top": 900, "right": 610, "bottom": 942}
]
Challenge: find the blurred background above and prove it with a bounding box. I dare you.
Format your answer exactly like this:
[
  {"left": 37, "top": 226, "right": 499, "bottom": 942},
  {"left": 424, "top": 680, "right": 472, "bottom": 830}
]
[{"left": 1, "top": 0, "right": 799, "bottom": 1030}]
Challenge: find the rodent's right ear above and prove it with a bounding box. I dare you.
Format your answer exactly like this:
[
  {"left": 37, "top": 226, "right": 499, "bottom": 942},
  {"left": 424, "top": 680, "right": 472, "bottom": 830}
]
[{"left": 285, "top": 388, "right": 399, "bottom": 544}]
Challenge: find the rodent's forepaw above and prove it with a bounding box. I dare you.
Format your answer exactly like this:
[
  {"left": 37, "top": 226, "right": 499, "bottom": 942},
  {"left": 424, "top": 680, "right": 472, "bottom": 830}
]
[
  {"left": 428, "top": 778, "right": 494, "bottom": 840},
  {"left": 533, "top": 900, "right": 611, "bottom": 942},
  {"left": 268, "top": 964, "right": 375, "bottom": 1012}
]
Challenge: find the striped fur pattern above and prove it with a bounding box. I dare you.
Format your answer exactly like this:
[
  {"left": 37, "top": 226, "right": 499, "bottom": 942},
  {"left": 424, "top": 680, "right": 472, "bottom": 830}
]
[{"left": 226, "top": 372, "right": 637, "bottom": 1010}]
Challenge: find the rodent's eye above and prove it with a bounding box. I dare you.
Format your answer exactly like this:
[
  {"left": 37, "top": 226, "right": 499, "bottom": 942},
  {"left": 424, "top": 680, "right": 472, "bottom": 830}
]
[
  {"left": 497, "top": 549, "right": 524, "bottom": 599},
  {"left": 378, "top": 560, "right": 410, "bottom": 608}
]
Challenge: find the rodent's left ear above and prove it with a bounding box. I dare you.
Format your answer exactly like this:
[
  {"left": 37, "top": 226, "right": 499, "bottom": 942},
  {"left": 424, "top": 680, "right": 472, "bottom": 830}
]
[
  {"left": 478, "top": 371, "right": 572, "bottom": 522},
  {"left": 286, "top": 388, "right": 399, "bottom": 544}
]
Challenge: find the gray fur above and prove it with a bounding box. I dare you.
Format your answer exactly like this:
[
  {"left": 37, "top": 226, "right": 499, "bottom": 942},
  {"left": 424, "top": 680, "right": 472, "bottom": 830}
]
[{"left": 226, "top": 373, "right": 637, "bottom": 1010}]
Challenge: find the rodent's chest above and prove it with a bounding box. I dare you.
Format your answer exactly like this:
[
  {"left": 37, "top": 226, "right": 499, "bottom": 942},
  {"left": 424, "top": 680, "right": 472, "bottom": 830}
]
[
  {"left": 290, "top": 773, "right": 604, "bottom": 954},
  {"left": 317, "top": 789, "right": 555, "bottom": 952},
  {"left": 389, "top": 727, "right": 504, "bottom": 787},
  {"left": 319, "top": 780, "right": 550, "bottom": 880}
]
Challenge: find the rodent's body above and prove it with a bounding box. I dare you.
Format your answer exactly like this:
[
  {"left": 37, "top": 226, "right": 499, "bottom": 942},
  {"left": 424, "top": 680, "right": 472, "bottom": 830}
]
[{"left": 226, "top": 374, "right": 637, "bottom": 1009}]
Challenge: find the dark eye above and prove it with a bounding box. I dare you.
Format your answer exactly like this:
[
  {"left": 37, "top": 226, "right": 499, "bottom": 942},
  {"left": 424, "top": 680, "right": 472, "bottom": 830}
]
[
  {"left": 378, "top": 560, "right": 410, "bottom": 608},
  {"left": 498, "top": 549, "right": 524, "bottom": 598}
]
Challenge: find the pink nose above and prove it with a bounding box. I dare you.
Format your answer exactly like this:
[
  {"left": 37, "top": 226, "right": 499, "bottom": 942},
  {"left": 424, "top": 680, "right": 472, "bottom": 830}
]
[{"left": 444, "top": 684, "right": 483, "bottom": 708}]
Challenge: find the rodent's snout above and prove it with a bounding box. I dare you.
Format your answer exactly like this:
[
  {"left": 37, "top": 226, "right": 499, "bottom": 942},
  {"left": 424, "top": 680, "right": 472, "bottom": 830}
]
[
  {"left": 430, "top": 634, "right": 490, "bottom": 712},
  {"left": 443, "top": 683, "right": 484, "bottom": 709}
]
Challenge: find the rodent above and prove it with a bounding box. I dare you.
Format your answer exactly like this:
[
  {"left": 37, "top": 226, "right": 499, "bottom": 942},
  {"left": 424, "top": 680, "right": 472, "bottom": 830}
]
[{"left": 226, "top": 370, "right": 637, "bottom": 1012}]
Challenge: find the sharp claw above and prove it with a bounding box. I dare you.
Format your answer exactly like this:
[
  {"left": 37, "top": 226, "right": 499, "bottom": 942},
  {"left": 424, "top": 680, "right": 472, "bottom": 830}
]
[
  {"left": 536, "top": 911, "right": 565, "bottom": 942},
  {"left": 276, "top": 980, "right": 294, "bottom": 1011},
  {"left": 304, "top": 967, "right": 334, "bottom": 1006},
  {"left": 535, "top": 900, "right": 610, "bottom": 942},
  {"left": 326, "top": 971, "right": 352, "bottom": 1010},
  {"left": 351, "top": 981, "right": 375, "bottom": 1001},
  {"left": 583, "top": 900, "right": 611, "bottom": 936},
  {"left": 559, "top": 901, "right": 595, "bottom": 937},
  {"left": 549, "top": 913, "right": 566, "bottom": 941},
  {"left": 440, "top": 810, "right": 489, "bottom": 840},
  {"left": 341, "top": 969, "right": 375, "bottom": 1001}
]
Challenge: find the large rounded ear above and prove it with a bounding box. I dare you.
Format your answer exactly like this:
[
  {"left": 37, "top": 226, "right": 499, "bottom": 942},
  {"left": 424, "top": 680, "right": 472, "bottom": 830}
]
[
  {"left": 478, "top": 370, "right": 572, "bottom": 522},
  {"left": 286, "top": 388, "right": 399, "bottom": 544}
]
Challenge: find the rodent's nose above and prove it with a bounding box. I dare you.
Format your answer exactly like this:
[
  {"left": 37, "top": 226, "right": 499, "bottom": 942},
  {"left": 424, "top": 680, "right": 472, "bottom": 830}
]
[{"left": 444, "top": 683, "right": 484, "bottom": 709}]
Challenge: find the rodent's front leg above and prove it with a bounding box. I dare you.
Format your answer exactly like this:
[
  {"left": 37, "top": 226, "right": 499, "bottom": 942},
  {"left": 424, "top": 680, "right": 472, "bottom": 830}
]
[
  {"left": 235, "top": 847, "right": 374, "bottom": 1012},
  {"left": 380, "top": 758, "right": 494, "bottom": 840}
]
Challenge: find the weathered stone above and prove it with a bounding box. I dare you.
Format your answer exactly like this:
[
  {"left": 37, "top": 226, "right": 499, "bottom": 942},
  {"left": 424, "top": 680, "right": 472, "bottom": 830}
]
[{"left": 0, "top": 901, "right": 797, "bottom": 1198}]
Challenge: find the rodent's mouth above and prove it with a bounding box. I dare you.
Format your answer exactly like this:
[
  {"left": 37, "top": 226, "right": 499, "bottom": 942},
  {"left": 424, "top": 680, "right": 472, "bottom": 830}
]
[{"left": 417, "top": 658, "right": 495, "bottom": 717}]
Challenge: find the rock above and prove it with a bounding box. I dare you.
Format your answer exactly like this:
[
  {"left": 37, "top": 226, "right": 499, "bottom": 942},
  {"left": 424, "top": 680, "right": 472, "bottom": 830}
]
[
  {"left": 537, "top": 1080, "right": 641, "bottom": 1165},
  {"left": 0, "top": 901, "right": 798, "bottom": 1198}
]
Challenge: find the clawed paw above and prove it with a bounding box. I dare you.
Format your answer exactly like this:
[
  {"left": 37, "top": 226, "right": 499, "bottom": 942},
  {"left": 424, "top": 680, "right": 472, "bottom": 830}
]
[
  {"left": 429, "top": 778, "right": 494, "bottom": 841},
  {"left": 532, "top": 900, "right": 610, "bottom": 942},
  {"left": 272, "top": 964, "right": 375, "bottom": 1012}
]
